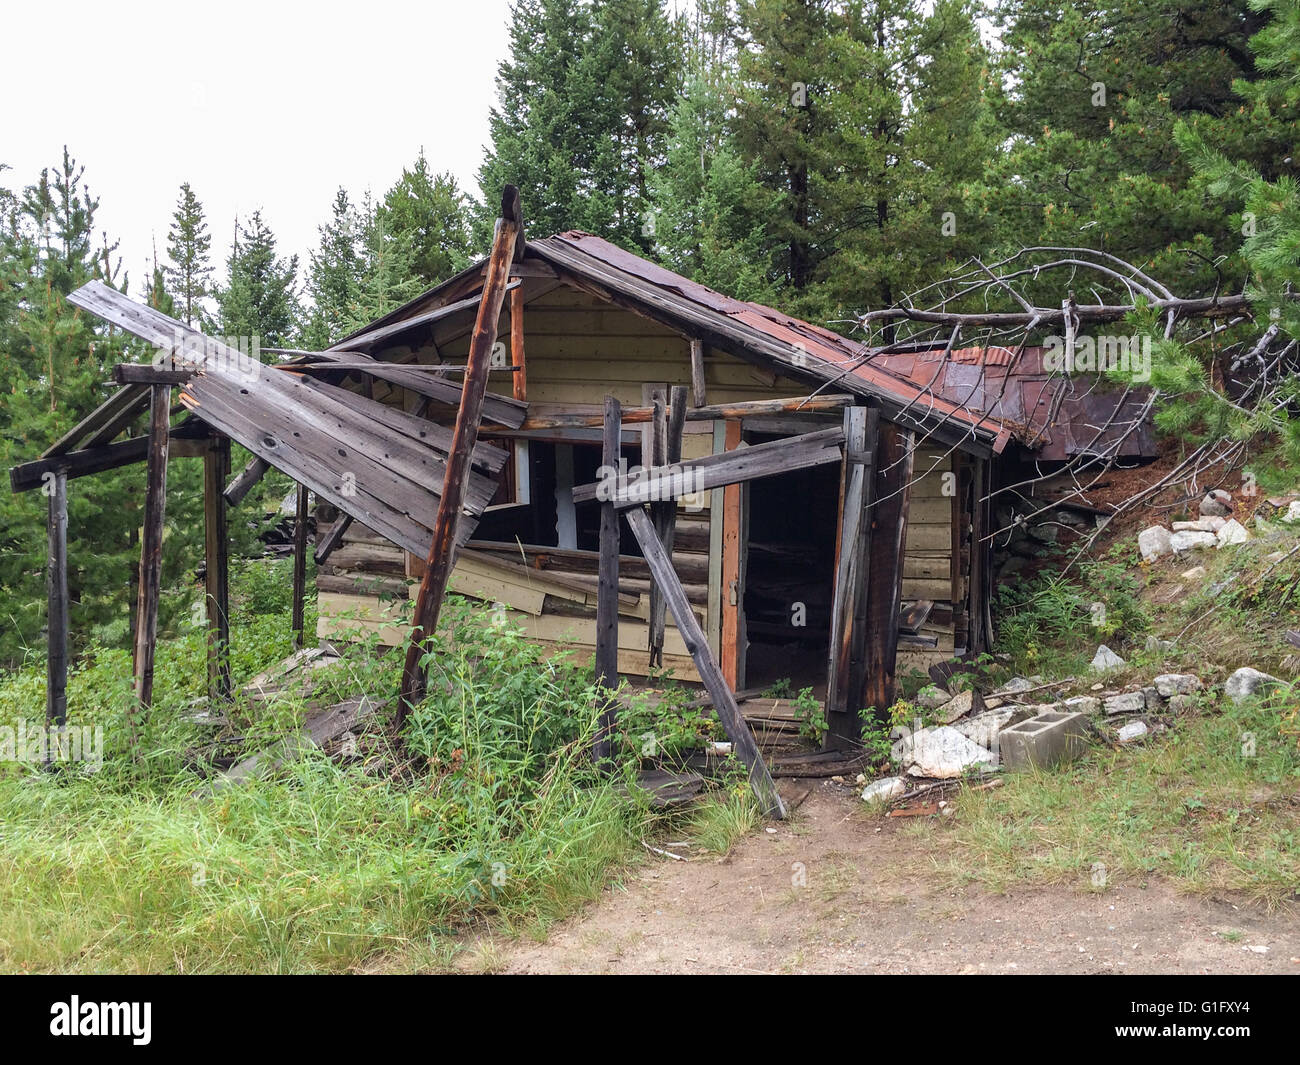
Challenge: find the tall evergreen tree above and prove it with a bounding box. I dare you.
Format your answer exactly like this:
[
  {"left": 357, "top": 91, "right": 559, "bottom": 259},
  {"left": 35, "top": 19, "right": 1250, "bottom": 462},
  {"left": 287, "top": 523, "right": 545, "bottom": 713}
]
[
  {"left": 304, "top": 188, "right": 364, "bottom": 348},
  {"left": 375, "top": 153, "right": 472, "bottom": 288},
  {"left": 164, "top": 182, "right": 213, "bottom": 328},
  {"left": 216, "top": 211, "right": 299, "bottom": 350},
  {"left": 985, "top": 0, "right": 1295, "bottom": 296},
  {"left": 477, "top": 0, "right": 678, "bottom": 250}
]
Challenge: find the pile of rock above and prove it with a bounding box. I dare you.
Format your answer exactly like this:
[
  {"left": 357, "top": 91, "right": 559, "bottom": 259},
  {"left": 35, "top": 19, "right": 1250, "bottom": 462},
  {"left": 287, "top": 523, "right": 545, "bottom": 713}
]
[{"left": 1138, "top": 490, "right": 1252, "bottom": 564}]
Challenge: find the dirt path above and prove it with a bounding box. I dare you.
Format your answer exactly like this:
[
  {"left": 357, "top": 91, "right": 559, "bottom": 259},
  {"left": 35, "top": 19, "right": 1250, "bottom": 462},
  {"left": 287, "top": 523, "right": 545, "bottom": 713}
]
[{"left": 492, "top": 787, "right": 1300, "bottom": 974}]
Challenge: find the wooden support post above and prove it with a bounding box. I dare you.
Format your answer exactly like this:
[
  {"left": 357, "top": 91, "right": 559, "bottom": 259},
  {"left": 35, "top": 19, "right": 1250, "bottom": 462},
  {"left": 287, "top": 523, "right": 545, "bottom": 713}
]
[
  {"left": 132, "top": 384, "right": 171, "bottom": 725},
  {"left": 399, "top": 187, "right": 522, "bottom": 722},
  {"left": 625, "top": 505, "right": 785, "bottom": 819},
  {"left": 825, "top": 406, "right": 876, "bottom": 745},
  {"left": 224, "top": 455, "right": 268, "bottom": 507},
  {"left": 689, "top": 339, "right": 706, "bottom": 407},
  {"left": 648, "top": 385, "right": 687, "bottom": 668},
  {"left": 594, "top": 395, "right": 621, "bottom": 763},
  {"left": 292, "top": 484, "right": 309, "bottom": 649},
  {"left": 861, "top": 421, "right": 914, "bottom": 718},
  {"left": 46, "top": 468, "right": 68, "bottom": 731},
  {"left": 720, "top": 420, "right": 744, "bottom": 690},
  {"left": 510, "top": 286, "right": 527, "bottom": 401},
  {"left": 204, "top": 435, "right": 231, "bottom": 700}
]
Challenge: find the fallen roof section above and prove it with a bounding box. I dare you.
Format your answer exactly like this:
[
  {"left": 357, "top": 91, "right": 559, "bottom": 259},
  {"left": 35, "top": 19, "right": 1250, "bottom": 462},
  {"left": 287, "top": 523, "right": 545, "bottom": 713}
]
[{"left": 60, "top": 281, "right": 509, "bottom": 555}]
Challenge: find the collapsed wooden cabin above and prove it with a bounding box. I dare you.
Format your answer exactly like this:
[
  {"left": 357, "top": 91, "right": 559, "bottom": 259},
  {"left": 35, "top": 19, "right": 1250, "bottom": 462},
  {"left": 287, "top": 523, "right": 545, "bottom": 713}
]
[{"left": 9, "top": 192, "right": 1155, "bottom": 815}]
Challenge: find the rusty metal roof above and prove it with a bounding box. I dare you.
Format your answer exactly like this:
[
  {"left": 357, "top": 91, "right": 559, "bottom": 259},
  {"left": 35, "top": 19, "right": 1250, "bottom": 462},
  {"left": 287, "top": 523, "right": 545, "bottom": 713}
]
[{"left": 870, "top": 346, "right": 1157, "bottom": 462}]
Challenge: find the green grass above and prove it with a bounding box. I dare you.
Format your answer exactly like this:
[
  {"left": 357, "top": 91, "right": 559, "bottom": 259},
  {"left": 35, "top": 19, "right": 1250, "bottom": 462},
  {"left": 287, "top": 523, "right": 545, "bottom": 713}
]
[
  {"left": 914, "top": 687, "right": 1300, "bottom": 904},
  {"left": 0, "top": 577, "right": 673, "bottom": 973}
]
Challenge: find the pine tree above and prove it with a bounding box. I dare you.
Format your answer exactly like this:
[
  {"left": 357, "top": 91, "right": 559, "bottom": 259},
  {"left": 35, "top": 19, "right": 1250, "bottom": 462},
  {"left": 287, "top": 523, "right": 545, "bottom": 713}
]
[
  {"left": 985, "top": 0, "right": 1294, "bottom": 296},
  {"left": 164, "top": 182, "right": 213, "bottom": 328},
  {"left": 375, "top": 152, "right": 472, "bottom": 288},
  {"left": 304, "top": 188, "right": 364, "bottom": 348},
  {"left": 649, "top": 1, "right": 778, "bottom": 301},
  {"left": 477, "top": 0, "right": 679, "bottom": 249},
  {"left": 216, "top": 211, "right": 300, "bottom": 350}
]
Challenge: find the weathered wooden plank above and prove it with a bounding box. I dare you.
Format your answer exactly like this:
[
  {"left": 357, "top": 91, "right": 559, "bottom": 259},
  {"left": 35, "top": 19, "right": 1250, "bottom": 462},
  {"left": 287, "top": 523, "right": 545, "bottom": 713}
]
[
  {"left": 862, "top": 423, "right": 915, "bottom": 716},
  {"left": 510, "top": 286, "right": 527, "bottom": 401},
  {"left": 41, "top": 385, "right": 149, "bottom": 458},
  {"left": 11, "top": 436, "right": 149, "bottom": 492},
  {"left": 400, "top": 189, "right": 522, "bottom": 720},
  {"left": 518, "top": 393, "right": 853, "bottom": 431},
  {"left": 112, "top": 364, "right": 193, "bottom": 385},
  {"left": 594, "top": 395, "right": 621, "bottom": 763},
  {"left": 572, "top": 426, "right": 845, "bottom": 506},
  {"left": 625, "top": 505, "right": 785, "bottom": 819},
  {"left": 223, "top": 455, "right": 269, "bottom": 506},
  {"left": 292, "top": 484, "right": 309, "bottom": 649},
  {"left": 720, "top": 420, "right": 743, "bottom": 690},
  {"left": 825, "top": 406, "right": 874, "bottom": 740},
  {"left": 46, "top": 469, "right": 68, "bottom": 730},
  {"left": 649, "top": 385, "right": 687, "bottom": 667},
  {"left": 132, "top": 385, "right": 171, "bottom": 728},
  {"left": 689, "top": 339, "right": 707, "bottom": 407},
  {"left": 206, "top": 695, "right": 378, "bottom": 793},
  {"left": 204, "top": 435, "right": 231, "bottom": 701},
  {"left": 314, "top": 513, "right": 354, "bottom": 565}
]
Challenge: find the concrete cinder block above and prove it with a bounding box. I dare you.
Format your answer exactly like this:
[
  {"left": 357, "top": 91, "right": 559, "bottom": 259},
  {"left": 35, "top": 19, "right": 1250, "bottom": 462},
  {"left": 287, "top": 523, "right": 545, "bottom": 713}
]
[{"left": 998, "top": 710, "right": 1090, "bottom": 771}]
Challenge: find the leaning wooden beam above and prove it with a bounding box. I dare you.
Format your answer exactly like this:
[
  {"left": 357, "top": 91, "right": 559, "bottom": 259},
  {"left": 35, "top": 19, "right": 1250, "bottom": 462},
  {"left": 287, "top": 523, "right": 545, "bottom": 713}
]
[
  {"left": 204, "top": 435, "right": 231, "bottom": 700},
  {"left": 292, "top": 485, "right": 309, "bottom": 649},
  {"left": 861, "top": 422, "right": 914, "bottom": 716},
  {"left": 593, "top": 396, "right": 621, "bottom": 763},
  {"left": 648, "top": 385, "right": 687, "bottom": 667},
  {"left": 132, "top": 385, "right": 171, "bottom": 726},
  {"left": 572, "top": 426, "right": 845, "bottom": 508},
  {"left": 46, "top": 469, "right": 68, "bottom": 731},
  {"left": 625, "top": 505, "right": 786, "bottom": 819},
  {"left": 314, "top": 513, "right": 354, "bottom": 565},
  {"left": 398, "top": 187, "right": 522, "bottom": 722},
  {"left": 326, "top": 282, "right": 519, "bottom": 355},
  {"left": 223, "top": 455, "right": 269, "bottom": 506},
  {"left": 41, "top": 384, "right": 148, "bottom": 458},
  {"left": 11, "top": 436, "right": 148, "bottom": 492},
  {"left": 513, "top": 393, "right": 854, "bottom": 431}
]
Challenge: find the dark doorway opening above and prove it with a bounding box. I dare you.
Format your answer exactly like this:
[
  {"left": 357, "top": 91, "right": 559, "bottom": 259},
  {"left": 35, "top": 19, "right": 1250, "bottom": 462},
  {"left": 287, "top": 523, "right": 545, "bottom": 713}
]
[{"left": 742, "top": 437, "right": 841, "bottom": 695}]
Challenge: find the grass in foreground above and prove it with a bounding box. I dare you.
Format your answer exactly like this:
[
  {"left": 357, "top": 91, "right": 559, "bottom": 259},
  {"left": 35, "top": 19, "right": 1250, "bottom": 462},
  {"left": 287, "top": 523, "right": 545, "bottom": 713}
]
[{"left": 0, "top": 578, "right": 727, "bottom": 973}]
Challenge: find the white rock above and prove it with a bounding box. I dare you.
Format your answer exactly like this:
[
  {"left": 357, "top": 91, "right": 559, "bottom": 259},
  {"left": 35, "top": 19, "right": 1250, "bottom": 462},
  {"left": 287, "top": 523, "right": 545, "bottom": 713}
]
[
  {"left": 1117, "top": 721, "right": 1148, "bottom": 743},
  {"left": 1173, "top": 517, "right": 1226, "bottom": 533},
  {"left": 1170, "top": 530, "right": 1217, "bottom": 554},
  {"left": 952, "top": 708, "right": 1021, "bottom": 750},
  {"left": 1225, "top": 667, "right": 1282, "bottom": 704},
  {"left": 1200, "top": 490, "right": 1232, "bottom": 517},
  {"left": 934, "top": 689, "right": 977, "bottom": 724},
  {"left": 1138, "top": 525, "right": 1173, "bottom": 561},
  {"left": 1063, "top": 695, "right": 1101, "bottom": 714},
  {"left": 1091, "top": 645, "right": 1126, "bottom": 672},
  {"left": 915, "top": 685, "right": 950, "bottom": 711},
  {"left": 1145, "top": 636, "right": 1174, "bottom": 653},
  {"left": 1105, "top": 691, "right": 1146, "bottom": 715},
  {"left": 1153, "top": 673, "right": 1201, "bottom": 697},
  {"left": 861, "top": 776, "right": 906, "bottom": 804},
  {"left": 1282, "top": 500, "right": 1300, "bottom": 524},
  {"left": 996, "top": 676, "right": 1035, "bottom": 695},
  {"left": 898, "top": 726, "right": 997, "bottom": 779},
  {"left": 1180, "top": 565, "right": 1207, "bottom": 580},
  {"left": 1216, "top": 519, "right": 1250, "bottom": 547}
]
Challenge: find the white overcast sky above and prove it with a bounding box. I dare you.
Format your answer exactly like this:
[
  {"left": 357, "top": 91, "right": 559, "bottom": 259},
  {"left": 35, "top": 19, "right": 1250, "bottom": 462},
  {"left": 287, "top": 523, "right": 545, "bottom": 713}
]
[{"left": 1, "top": 0, "right": 515, "bottom": 291}]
